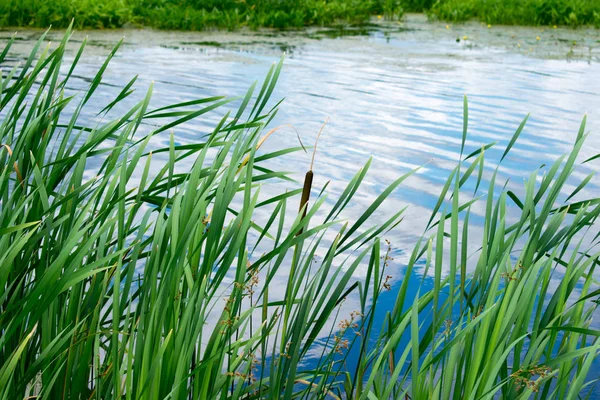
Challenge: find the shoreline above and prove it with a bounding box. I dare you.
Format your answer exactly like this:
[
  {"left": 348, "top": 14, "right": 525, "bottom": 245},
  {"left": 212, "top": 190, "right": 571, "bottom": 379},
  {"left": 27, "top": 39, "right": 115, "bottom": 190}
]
[
  {"left": 2, "top": 14, "right": 598, "bottom": 63},
  {"left": 2, "top": 6, "right": 600, "bottom": 32}
]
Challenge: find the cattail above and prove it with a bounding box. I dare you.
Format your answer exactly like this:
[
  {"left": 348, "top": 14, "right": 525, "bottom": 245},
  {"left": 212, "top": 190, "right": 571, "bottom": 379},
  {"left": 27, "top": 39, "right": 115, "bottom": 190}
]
[{"left": 298, "top": 170, "right": 313, "bottom": 222}]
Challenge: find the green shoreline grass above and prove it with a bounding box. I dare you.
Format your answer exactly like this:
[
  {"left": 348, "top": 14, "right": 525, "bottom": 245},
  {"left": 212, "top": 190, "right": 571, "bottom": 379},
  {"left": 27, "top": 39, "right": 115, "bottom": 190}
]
[
  {"left": 429, "top": 0, "right": 600, "bottom": 28},
  {"left": 1, "top": 0, "right": 599, "bottom": 30},
  {"left": 2, "top": 27, "right": 600, "bottom": 399}
]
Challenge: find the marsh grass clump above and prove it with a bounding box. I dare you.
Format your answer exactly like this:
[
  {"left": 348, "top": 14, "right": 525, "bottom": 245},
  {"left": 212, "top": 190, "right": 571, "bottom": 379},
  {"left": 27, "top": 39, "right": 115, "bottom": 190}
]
[
  {"left": 1, "top": 0, "right": 599, "bottom": 30},
  {"left": 0, "top": 0, "right": 377, "bottom": 30},
  {"left": 0, "top": 0, "right": 135, "bottom": 29},
  {"left": 1, "top": 28, "right": 600, "bottom": 399},
  {"left": 429, "top": 0, "right": 600, "bottom": 27},
  {"left": 374, "top": 0, "right": 405, "bottom": 20}
]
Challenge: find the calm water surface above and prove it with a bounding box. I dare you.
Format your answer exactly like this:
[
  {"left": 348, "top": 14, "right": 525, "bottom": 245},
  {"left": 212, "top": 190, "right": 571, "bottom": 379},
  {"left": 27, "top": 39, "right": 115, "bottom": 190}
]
[{"left": 3, "top": 14, "right": 600, "bottom": 395}]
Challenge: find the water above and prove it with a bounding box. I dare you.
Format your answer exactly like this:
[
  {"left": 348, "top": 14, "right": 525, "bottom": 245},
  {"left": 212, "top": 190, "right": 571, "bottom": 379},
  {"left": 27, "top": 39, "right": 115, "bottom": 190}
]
[{"left": 2, "top": 14, "right": 600, "bottom": 396}]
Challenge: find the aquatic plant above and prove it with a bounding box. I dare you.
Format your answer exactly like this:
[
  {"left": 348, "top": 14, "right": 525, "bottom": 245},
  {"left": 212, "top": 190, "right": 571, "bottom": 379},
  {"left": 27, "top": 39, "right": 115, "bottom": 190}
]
[
  {"left": 429, "top": 0, "right": 600, "bottom": 27},
  {"left": 0, "top": 0, "right": 135, "bottom": 29},
  {"left": 1, "top": 28, "right": 599, "bottom": 399},
  {"left": 0, "top": 0, "right": 375, "bottom": 30},
  {"left": 373, "top": 0, "right": 405, "bottom": 20}
]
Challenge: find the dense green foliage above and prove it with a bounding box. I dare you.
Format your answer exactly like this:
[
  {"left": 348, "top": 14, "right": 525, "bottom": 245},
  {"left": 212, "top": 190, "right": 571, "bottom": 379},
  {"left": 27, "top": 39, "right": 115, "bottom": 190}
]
[
  {"left": 0, "top": 0, "right": 396, "bottom": 30},
  {"left": 142, "top": 0, "right": 375, "bottom": 30},
  {"left": 1, "top": 29, "right": 600, "bottom": 399},
  {"left": 1, "top": 0, "right": 598, "bottom": 29},
  {"left": 0, "top": 0, "right": 134, "bottom": 29},
  {"left": 429, "top": 0, "right": 600, "bottom": 27}
]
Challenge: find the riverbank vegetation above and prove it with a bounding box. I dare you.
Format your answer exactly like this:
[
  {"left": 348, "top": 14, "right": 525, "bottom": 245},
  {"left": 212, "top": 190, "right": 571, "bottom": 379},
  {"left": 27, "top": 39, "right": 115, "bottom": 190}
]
[
  {"left": 1, "top": 29, "right": 600, "bottom": 399},
  {"left": 0, "top": 0, "right": 379, "bottom": 30},
  {"left": 430, "top": 0, "right": 600, "bottom": 27},
  {"left": 1, "top": 0, "right": 599, "bottom": 30}
]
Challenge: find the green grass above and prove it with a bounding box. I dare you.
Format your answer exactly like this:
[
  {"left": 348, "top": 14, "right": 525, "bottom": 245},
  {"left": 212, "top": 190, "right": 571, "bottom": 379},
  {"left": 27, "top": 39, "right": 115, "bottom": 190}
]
[
  {"left": 1, "top": 28, "right": 600, "bottom": 399},
  {"left": 0, "top": 0, "right": 135, "bottom": 29},
  {"left": 2, "top": 0, "right": 598, "bottom": 29},
  {"left": 429, "top": 0, "right": 600, "bottom": 27},
  {"left": 0, "top": 0, "right": 402, "bottom": 30}
]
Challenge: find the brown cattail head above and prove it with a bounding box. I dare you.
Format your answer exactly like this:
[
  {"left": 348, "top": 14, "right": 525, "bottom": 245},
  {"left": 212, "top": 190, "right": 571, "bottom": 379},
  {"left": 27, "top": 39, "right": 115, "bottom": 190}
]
[{"left": 297, "top": 170, "right": 313, "bottom": 235}]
